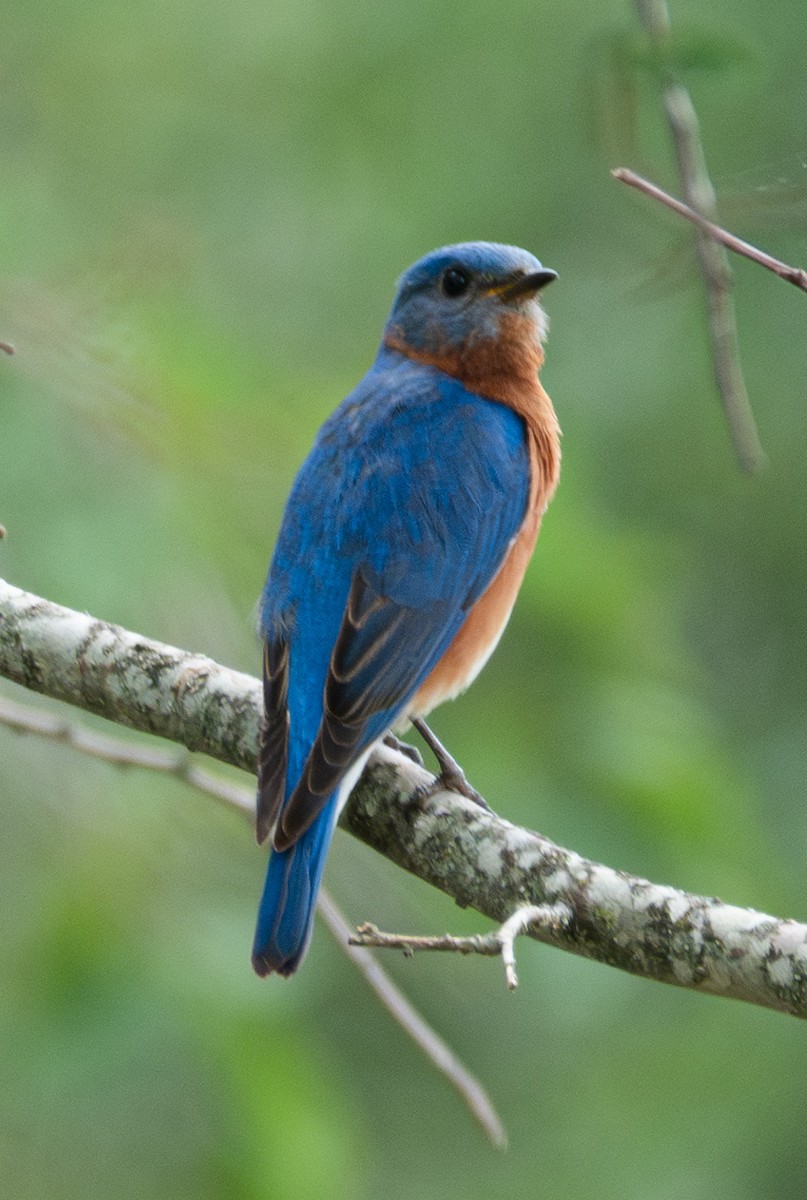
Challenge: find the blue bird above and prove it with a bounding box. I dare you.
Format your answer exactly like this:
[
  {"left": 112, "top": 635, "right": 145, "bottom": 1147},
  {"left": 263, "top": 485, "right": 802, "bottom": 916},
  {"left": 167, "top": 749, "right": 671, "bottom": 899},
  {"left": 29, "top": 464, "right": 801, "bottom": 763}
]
[{"left": 253, "top": 242, "right": 560, "bottom": 977}]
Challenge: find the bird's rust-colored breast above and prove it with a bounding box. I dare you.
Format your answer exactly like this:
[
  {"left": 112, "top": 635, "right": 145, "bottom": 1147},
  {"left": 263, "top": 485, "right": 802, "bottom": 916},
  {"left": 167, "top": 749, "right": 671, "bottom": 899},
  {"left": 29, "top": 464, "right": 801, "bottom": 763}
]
[{"left": 387, "top": 309, "right": 561, "bottom": 718}]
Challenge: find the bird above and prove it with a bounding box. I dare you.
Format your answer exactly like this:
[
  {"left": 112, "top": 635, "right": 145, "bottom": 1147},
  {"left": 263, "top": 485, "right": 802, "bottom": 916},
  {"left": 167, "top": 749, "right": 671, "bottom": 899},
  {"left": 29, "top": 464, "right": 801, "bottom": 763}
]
[{"left": 252, "top": 241, "right": 560, "bottom": 977}]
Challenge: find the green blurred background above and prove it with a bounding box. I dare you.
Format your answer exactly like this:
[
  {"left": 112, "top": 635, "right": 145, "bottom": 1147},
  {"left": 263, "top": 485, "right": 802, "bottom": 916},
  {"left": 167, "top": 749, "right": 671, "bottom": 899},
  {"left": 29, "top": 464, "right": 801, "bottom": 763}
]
[{"left": 1, "top": 0, "right": 806, "bottom": 1195}]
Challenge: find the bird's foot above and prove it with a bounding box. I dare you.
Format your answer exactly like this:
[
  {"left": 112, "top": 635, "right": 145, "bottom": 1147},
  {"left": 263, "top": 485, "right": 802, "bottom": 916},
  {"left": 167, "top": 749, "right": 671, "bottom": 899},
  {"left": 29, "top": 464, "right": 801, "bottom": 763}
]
[
  {"left": 383, "top": 733, "right": 425, "bottom": 768},
  {"left": 411, "top": 717, "right": 493, "bottom": 812}
]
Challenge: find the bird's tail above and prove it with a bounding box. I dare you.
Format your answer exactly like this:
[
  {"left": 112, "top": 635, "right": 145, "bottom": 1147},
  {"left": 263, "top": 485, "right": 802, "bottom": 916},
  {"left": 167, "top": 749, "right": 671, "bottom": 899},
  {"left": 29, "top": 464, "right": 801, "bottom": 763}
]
[{"left": 251, "top": 798, "right": 338, "bottom": 978}]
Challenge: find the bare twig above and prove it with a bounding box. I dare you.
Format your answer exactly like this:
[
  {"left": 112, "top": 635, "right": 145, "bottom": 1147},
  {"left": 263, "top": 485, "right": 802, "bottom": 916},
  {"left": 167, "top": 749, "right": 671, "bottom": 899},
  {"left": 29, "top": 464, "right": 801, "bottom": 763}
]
[
  {"left": 613, "top": 168, "right": 807, "bottom": 291},
  {"left": 351, "top": 904, "right": 573, "bottom": 991},
  {"left": 351, "top": 925, "right": 502, "bottom": 959},
  {"left": 0, "top": 691, "right": 254, "bottom": 814},
  {"left": 631, "top": 0, "right": 766, "bottom": 473},
  {"left": 318, "top": 892, "right": 507, "bottom": 1148},
  {"left": 3, "top": 576, "right": 807, "bottom": 1019},
  {"left": 0, "top": 689, "right": 507, "bottom": 1148}
]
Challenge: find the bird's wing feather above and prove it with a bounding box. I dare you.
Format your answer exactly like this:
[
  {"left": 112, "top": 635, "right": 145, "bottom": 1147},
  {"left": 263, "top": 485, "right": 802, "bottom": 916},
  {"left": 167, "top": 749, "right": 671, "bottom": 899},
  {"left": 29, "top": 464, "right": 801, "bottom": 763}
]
[
  {"left": 274, "top": 571, "right": 458, "bottom": 848},
  {"left": 256, "top": 636, "right": 290, "bottom": 844}
]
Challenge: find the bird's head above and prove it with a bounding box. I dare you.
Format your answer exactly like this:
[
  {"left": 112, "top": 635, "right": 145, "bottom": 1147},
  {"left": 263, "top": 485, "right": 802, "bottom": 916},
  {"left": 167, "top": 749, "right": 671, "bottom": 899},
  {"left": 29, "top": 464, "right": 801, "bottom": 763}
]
[{"left": 383, "top": 242, "right": 557, "bottom": 392}]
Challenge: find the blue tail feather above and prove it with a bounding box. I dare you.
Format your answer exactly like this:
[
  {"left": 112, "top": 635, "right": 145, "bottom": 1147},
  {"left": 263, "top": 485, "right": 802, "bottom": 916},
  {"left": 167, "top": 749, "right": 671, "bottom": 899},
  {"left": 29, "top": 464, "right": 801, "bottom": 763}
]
[{"left": 252, "top": 798, "right": 338, "bottom": 977}]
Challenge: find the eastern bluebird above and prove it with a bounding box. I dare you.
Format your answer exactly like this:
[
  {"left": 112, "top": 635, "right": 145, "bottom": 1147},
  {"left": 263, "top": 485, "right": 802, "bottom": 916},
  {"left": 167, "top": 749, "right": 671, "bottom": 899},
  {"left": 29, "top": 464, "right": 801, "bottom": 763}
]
[{"left": 253, "top": 242, "right": 560, "bottom": 977}]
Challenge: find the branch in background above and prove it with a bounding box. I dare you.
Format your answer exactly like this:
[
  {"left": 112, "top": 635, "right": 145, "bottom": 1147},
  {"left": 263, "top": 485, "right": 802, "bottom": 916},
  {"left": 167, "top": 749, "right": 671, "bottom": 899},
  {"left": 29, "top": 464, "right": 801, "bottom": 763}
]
[
  {"left": 631, "top": 0, "right": 766, "bottom": 474},
  {"left": 317, "top": 892, "right": 507, "bottom": 1148},
  {"left": 2, "top": 575, "right": 807, "bottom": 1020},
  {"left": 0, "top": 340, "right": 14, "bottom": 355},
  {"left": 0, "top": 690, "right": 255, "bottom": 811},
  {"left": 0, "top": 688, "right": 506, "bottom": 1150},
  {"left": 612, "top": 169, "right": 807, "bottom": 291}
]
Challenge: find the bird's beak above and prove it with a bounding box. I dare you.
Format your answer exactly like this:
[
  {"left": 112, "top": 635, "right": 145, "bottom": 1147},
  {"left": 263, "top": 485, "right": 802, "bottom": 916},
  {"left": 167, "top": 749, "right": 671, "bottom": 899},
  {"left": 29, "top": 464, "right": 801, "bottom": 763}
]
[{"left": 498, "top": 267, "right": 558, "bottom": 301}]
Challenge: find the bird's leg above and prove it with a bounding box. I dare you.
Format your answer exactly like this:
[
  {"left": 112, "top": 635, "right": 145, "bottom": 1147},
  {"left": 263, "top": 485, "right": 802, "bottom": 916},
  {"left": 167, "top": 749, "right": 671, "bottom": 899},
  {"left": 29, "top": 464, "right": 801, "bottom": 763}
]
[
  {"left": 383, "top": 732, "right": 425, "bottom": 767},
  {"left": 411, "top": 717, "right": 493, "bottom": 811}
]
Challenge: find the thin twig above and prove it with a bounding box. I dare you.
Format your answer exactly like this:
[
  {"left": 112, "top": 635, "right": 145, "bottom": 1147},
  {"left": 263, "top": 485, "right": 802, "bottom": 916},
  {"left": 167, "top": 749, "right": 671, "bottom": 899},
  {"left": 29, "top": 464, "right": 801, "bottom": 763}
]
[
  {"left": 631, "top": 0, "right": 766, "bottom": 474},
  {"left": 0, "top": 691, "right": 254, "bottom": 814},
  {"left": 0, "top": 690, "right": 506, "bottom": 1147},
  {"left": 318, "top": 892, "right": 507, "bottom": 1148},
  {"left": 352, "top": 924, "right": 501, "bottom": 958},
  {"left": 351, "top": 904, "right": 573, "bottom": 992},
  {"left": 613, "top": 168, "right": 807, "bottom": 291}
]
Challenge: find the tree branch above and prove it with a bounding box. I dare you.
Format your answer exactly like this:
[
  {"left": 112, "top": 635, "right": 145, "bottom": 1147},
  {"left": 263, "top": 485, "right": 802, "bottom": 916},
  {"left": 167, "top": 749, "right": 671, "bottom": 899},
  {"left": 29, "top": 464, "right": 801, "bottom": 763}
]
[
  {"left": 2, "top": 574, "right": 807, "bottom": 1019},
  {"left": 0, "top": 576, "right": 261, "bottom": 771}
]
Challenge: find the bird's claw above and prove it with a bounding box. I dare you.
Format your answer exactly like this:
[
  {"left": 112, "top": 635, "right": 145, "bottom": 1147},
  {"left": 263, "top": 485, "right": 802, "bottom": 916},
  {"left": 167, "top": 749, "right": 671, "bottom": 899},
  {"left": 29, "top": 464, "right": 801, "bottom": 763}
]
[
  {"left": 414, "top": 769, "right": 493, "bottom": 811},
  {"left": 410, "top": 716, "right": 494, "bottom": 812},
  {"left": 383, "top": 733, "right": 425, "bottom": 768}
]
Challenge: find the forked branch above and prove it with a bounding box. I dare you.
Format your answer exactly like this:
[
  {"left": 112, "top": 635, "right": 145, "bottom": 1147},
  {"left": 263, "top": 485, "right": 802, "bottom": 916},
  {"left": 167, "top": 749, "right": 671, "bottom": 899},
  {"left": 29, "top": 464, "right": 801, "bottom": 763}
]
[{"left": 350, "top": 904, "right": 573, "bottom": 991}]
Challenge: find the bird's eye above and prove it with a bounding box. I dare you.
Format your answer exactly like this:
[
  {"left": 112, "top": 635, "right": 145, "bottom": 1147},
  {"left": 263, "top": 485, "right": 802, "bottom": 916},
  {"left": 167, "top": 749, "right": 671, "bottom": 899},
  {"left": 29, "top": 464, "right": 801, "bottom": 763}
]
[{"left": 441, "top": 267, "right": 470, "bottom": 298}]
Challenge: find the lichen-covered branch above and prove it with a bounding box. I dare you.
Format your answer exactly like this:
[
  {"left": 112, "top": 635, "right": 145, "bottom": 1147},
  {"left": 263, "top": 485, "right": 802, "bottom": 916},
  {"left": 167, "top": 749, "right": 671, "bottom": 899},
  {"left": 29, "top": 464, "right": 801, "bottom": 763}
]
[
  {"left": 344, "top": 747, "right": 807, "bottom": 1016},
  {"left": 2, "top": 574, "right": 807, "bottom": 1018},
  {"left": 0, "top": 577, "right": 261, "bottom": 771}
]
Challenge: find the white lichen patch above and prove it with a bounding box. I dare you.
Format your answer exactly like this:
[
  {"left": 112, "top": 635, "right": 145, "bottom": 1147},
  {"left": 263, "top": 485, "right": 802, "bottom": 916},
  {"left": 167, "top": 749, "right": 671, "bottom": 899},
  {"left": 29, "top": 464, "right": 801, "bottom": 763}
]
[
  {"left": 766, "top": 954, "right": 795, "bottom": 990},
  {"left": 706, "top": 903, "right": 775, "bottom": 943},
  {"left": 541, "top": 867, "right": 574, "bottom": 899},
  {"left": 504, "top": 824, "right": 544, "bottom": 853},
  {"left": 585, "top": 867, "right": 635, "bottom": 921},
  {"left": 768, "top": 920, "right": 807, "bottom": 962},
  {"left": 512, "top": 846, "right": 546, "bottom": 873},
  {"left": 411, "top": 811, "right": 442, "bottom": 850},
  {"left": 476, "top": 837, "right": 505, "bottom": 879},
  {"left": 501, "top": 825, "right": 547, "bottom": 872},
  {"left": 664, "top": 892, "right": 694, "bottom": 925}
]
